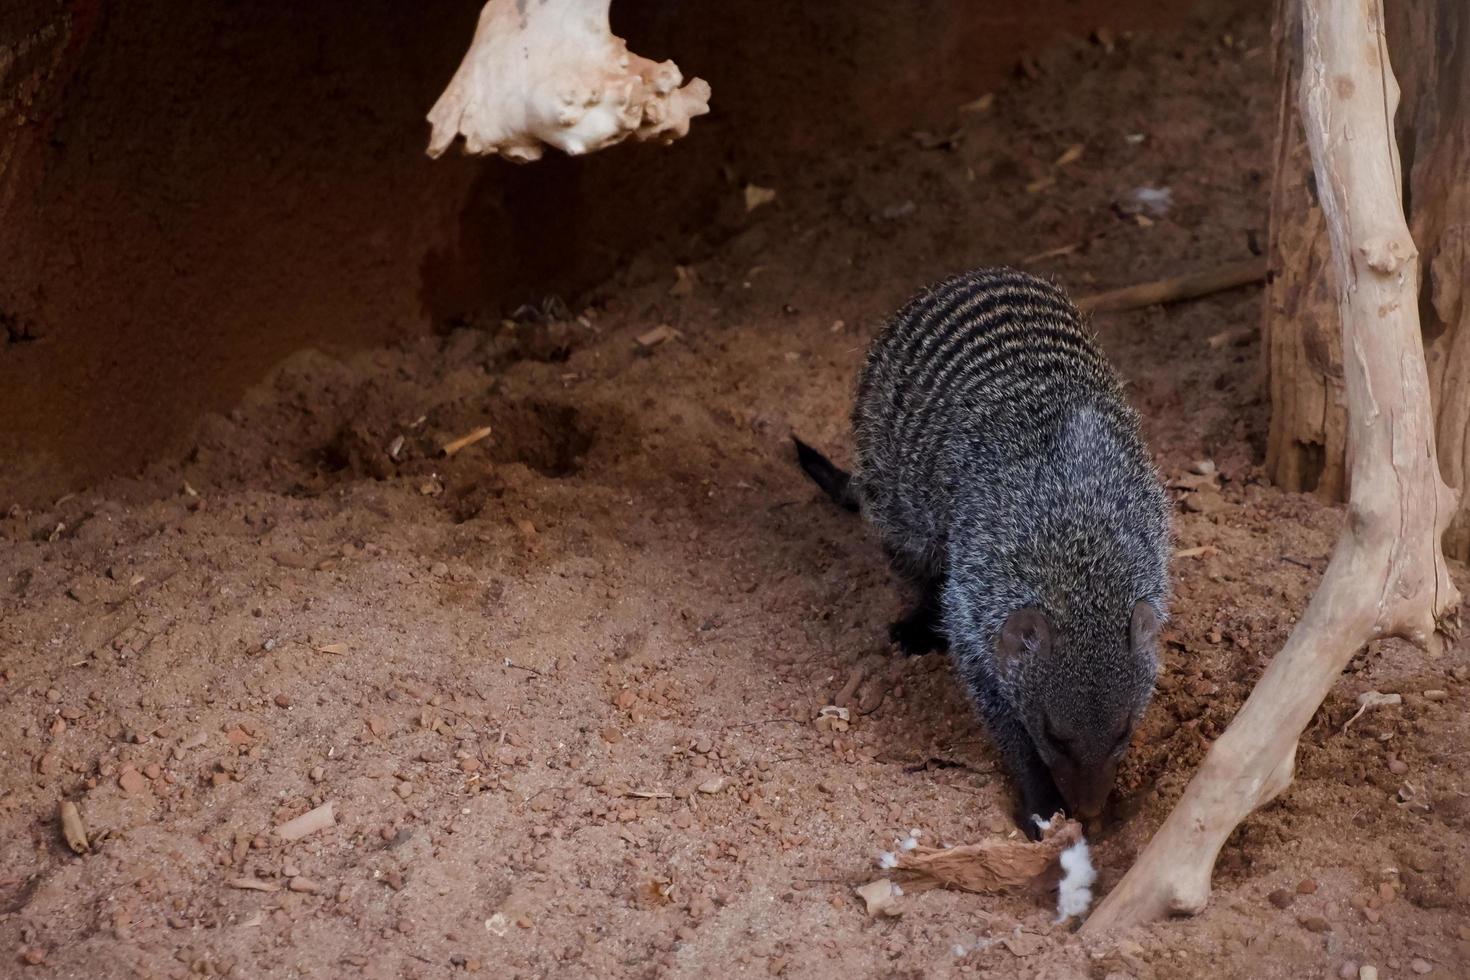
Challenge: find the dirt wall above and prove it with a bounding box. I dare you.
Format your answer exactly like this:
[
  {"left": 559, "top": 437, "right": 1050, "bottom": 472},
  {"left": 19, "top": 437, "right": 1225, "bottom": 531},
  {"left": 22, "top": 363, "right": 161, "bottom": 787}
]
[{"left": 0, "top": 0, "right": 1186, "bottom": 505}]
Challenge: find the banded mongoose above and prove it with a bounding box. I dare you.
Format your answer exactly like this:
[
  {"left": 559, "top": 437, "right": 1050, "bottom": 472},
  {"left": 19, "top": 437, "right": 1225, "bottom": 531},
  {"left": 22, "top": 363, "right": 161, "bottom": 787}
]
[{"left": 794, "top": 267, "right": 1170, "bottom": 833}]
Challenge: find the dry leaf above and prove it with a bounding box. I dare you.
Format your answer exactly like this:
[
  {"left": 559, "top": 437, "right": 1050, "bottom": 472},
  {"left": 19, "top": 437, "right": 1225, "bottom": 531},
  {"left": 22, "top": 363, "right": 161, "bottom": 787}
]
[
  {"left": 59, "top": 802, "right": 89, "bottom": 854},
  {"left": 669, "top": 265, "right": 697, "bottom": 297},
  {"left": 1002, "top": 932, "right": 1047, "bottom": 957},
  {"left": 891, "top": 815, "right": 1081, "bottom": 894},
  {"left": 637, "top": 876, "right": 675, "bottom": 907},
  {"left": 814, "top": 705, "right": 850, "bottom": 733},
  {"left": 1343, "top": 691, "right": 1402, "bottom": 732},
  {"left": 855, "top": 878, "right": 902, "bottom": 917},
  {"left": 744, "top": 184, "right": 777, "bottom": 211}
]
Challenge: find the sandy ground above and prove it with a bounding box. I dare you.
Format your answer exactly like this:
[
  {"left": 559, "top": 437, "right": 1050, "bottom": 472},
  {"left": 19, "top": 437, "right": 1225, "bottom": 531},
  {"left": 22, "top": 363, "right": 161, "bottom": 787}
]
[{"left": 3, "top": 10, "right": 1468, "bottom": 979}]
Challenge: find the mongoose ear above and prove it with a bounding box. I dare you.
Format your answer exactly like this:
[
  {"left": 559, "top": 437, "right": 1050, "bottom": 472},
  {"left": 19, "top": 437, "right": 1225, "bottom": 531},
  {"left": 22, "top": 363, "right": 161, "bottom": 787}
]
[
  {"left": 1130, "top": 601, "right": 1160, "bottom": 652},
  {"left": 997, "top": 608, "right": 1053, "bottom": 668}
]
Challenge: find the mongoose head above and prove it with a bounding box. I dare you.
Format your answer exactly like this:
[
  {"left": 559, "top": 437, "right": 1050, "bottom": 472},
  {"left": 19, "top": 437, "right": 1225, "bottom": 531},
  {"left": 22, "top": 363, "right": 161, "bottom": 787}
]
[{"left": 998, "top": 601, "right": 1160, "bottom": 819}]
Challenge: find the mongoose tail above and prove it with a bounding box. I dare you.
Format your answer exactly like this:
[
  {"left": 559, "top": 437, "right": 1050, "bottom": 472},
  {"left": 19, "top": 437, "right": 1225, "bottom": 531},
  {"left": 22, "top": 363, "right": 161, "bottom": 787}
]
[{"left": 791, "top": 435, "right": 861, "bottom": 513}]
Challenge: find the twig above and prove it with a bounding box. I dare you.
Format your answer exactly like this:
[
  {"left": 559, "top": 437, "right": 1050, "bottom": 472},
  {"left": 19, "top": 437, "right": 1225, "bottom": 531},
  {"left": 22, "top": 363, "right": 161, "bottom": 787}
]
[
  {"left": 722, "top": 717, "right": 805, "bottom": 730},
  {"left": 1022, "top": 242, "right": 1080, "bottom": 263},
  {"left": 502, "top": 658, "right": 544, "bottom": 677},
  {"left": 624, "top": 789, "right": 673, "bottom": 799},
  {"left": 1076, "top": 258, "right": 1269, "bottom": 314},
  {"left": 442, "top": 425, "right": 493, "bottom": 457}
]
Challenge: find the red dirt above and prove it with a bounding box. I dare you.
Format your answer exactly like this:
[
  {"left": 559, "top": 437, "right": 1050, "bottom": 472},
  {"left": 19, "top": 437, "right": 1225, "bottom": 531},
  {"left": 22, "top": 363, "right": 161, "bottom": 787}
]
[{"left": 2, "top": 6, "right": 1468, "bottom": 980}]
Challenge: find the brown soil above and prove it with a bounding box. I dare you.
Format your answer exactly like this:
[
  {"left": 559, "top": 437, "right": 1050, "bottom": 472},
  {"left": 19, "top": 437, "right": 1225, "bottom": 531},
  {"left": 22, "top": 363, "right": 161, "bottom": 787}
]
[{"left": 3, "top": 7, "right": 1468, "bottom": 980}]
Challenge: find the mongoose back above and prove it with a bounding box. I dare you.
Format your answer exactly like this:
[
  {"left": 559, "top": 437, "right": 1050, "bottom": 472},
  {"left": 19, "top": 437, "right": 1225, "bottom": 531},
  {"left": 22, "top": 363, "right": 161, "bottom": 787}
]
[{"left": 795, "top": 267, "right": 1170, "bottom": 832}]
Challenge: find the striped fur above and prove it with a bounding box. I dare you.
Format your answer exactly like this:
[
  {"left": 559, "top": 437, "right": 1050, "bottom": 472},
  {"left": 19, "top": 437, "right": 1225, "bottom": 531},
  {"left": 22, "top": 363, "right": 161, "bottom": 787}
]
[{"left": 845, "top": 267, "right": 1171, "bottom": 829}]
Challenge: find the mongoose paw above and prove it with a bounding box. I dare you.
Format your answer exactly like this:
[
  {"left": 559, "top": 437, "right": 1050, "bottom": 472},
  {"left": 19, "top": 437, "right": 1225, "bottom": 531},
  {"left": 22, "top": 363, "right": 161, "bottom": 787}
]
[{"left": 1016, "top": 787, "right": 1068, "bottom": 840}]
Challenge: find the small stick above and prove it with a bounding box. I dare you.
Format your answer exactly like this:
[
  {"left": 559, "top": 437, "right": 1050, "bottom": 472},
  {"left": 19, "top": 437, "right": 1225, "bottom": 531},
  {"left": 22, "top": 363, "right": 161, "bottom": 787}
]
[
  {"left": 625, "top": 790, "right": 673, "bottom": 799},
  {"left": 1174, "top": 545, "right": 1219, "bottom": 559},
  {"left": 502, "top": 658, "right": 544, "bottom": 678},
  {"left": 1076, "top": 258, "right": 1268, "bottom": 314},
  {"left": 442, "top": 425, "right": 493, "bottom": 457},
  {"left": 226, "top": 877, "right": 280, "bottom": 893},
  {"left": 833, "top": 662, "right": 868, "bottom": 709}
]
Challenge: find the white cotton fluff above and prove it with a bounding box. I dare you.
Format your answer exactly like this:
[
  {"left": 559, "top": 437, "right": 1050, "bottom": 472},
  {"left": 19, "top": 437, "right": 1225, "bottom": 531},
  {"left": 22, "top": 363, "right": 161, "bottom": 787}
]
[
  {"left": 898, "top": 836, "right": 919, "bottom": 852},
  {"left": 951, "top": 944, "right": 968, "bottom": 958},
  {"left": 877, "top": 851, "right": 898, "bottom": 869},
  {"left": 1055, "top": 839, "right": 1097, "bottom": 922}
]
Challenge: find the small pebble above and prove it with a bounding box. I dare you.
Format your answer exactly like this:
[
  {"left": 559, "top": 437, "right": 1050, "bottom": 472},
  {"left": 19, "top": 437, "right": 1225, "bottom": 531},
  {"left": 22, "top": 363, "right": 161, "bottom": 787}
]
[
  {"left": 698, "top": 777, "right": 725, "bottom": 794},
  {"left": 458, "top": 757, "right": 481, "bottom": 773},
  {"left": 119, "top": 767, "right": 149, "bottom": 795},
  {"left": 1268, "top": 889, "right": 1295, "bottom": 909},
  {"left": 1388, "top": 758, "right": 1409, "bottom": 775},
  {"left": 1299, "top": 915, "right": 1332, "bottom": 933},
  {"left": 1338, "top": 962, "right": 1358, "bottom": 980},
  {"left": 309, "top": 766, "right": 325, "bottom": 782},
  {"left": 1297, "top": 878, "right": 1319, "bottom": 894},
  {"left": 1409, "top": 959, "right": 1433, "bottom": 975},
  {"left": 1421, "top": 689, "right": 1448, "bottom": 702},
  {"left": 1359, "top": 968, "right": 1378, "bottom": 980},
  {"left": 274, "top": 693, "right": 293, "bottom": 708},
  {"left": 21, "top": 948, "right": 46, "bottom": 966},
  {"left": 288, "top": 877, "right": 320, "bottom": 894}
]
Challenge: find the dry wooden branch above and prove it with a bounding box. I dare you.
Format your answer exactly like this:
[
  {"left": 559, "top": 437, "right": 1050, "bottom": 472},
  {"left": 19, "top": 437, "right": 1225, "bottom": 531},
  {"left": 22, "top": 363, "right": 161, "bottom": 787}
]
[
  {"left": 426, "top": 0, "right": 709, "bottom": 162},
  {"left": 1075, "top": 258, "right": 1268, "bottom": 314},
  {"left": 1084, "top": 0, "right": 1460, "bottom": 932}
]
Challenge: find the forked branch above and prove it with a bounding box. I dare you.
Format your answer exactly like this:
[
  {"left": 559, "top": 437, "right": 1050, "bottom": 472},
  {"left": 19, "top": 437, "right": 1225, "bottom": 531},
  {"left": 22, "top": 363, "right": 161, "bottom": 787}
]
[{"left": 1083, "top": 0, "right": 1460, "bottom": 932}]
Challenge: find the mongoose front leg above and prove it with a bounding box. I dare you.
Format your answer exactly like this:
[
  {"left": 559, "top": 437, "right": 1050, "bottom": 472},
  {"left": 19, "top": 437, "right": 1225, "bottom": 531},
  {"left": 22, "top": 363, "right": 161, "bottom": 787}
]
[
  {"left": 975, "top": 691, "right": 1067, "bottom": 838},
  {"left": 888, "top": 577, "right": 948, "bottom": 656}
]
